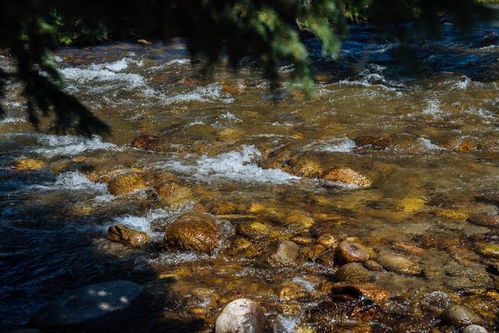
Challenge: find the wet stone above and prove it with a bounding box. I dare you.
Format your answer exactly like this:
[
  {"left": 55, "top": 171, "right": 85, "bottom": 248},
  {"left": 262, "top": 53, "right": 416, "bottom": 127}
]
[
  {"left": 321, "top": 167, "right": 372, "bottom": 188},
  {"left": 107, "top": 224, "right": 150, "bottom": 246},
  {"left": 30, "top": 280, "right": 145, "bottom": 329},
  {"left": 12, "top": 158, "right": 45, "bottom": 171},
  {"left": 215, "top": 299, "right": 265, "bottom": 333},
  {"left": 376, "top": 254, "right": 421, "bottom": 275},
  {"left": 463, "top": 325, "right": 489, "bottom": 333},
  {"left": 338, "top": 240, "right": 370, "bottom": 263},
  {"left": 164, "top": 212, "right": 219, "bottom": 253},
  {"left": 106, "top": 172, "right": 147, "bottom": 195},
  {"left": 335, "top": 263, "right": 372, "bottom": 283},
  {"left": 468, "top": 213, "right": 498, "bottom": 228},
  {"left": 237, "top": 221, "right": 271, "bottom": 239},
  {"left": 270, "top": 240, "right": 301, "bottom": 266},
  {"left": 441, "top": 304, "right": 483, "bottom": 326}
]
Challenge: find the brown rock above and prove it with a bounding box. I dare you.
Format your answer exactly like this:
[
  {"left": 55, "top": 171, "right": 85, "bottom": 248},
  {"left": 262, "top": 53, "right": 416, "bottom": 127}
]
[
  {"left": 237, "top": 221, "right": 271, "bottom": 239},
  {"left": 335, "top": 263, "right": 372, "bottom": 283},
  {"left": 354, "top": 135, "right": 392, "bottom": 150},
  {"left": 164, "top": 212, "right": 219, "bottom": 253},
  {"left": 338, "top": 240, "right": 370, "bottom": 263},
  {"left": 107, "top": 172, "right": 147, "bottom": 195},
  {"left": 376, "top": 254, "right": 421, "bottom": 275},
  {"left": 107, "top": 224, "right": 150, "bottom": 246},
  {"left": 330, "top": 283, "right": 389, "bottom": 304},
  {"left": 131, "top": 134, "right": 159, "bottom": 150},
  {"left": 13, "top": 158, "right": 45, "bottom": 171},
  {"left": 468, "top": 213, "right": 498, "bottom": 227},
  {"left": 321, "top": 168, "right": 372, "bottom": 188}
]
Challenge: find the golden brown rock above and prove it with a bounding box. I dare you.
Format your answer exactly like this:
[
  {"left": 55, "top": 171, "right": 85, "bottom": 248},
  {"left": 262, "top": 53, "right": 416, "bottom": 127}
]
[
  {"left": 13, "top": 158, "right": 45, "bottom": 171},
  {"left": 338, "top": 240, "right": 371, "bottom": 263},
  {"left": 107, "top": 224, "right": 150, "bottom": 246},
  {"left": 165, "top": 212, "right": 219, "bottom": 253},
  {"left": 107, "top": 172, "right": 147, "bottom": 195},
  {"left": 321, "top": 168, "right": 372, "bottom": 188}
]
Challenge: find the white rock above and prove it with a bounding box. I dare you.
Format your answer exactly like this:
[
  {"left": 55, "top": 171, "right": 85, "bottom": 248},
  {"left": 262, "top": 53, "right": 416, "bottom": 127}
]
[
  {"left": 463, "top": 325, "right": 489, "bottom": 333},
  {"left": 215, "top": 298, "right": 265, "bottom": 333}
]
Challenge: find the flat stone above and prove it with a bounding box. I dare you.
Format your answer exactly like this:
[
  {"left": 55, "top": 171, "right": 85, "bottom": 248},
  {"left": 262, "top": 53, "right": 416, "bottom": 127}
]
[
  {"left": 377, "top": 254, "right": 422, "bottom": 275},
  {"left": 31, "top": 280, "right": 145, "bottom": 329}
]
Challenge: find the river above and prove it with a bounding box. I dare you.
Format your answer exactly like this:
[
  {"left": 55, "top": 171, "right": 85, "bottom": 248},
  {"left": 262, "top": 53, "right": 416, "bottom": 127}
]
[{"left": 0, "top": 22, "right": 498, "bottom": 332}]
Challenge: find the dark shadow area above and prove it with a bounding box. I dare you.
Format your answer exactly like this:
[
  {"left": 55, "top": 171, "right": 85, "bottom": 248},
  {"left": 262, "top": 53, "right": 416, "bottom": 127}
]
[{"left": 0, "top": 149, "right": 206, "bottom": 332}]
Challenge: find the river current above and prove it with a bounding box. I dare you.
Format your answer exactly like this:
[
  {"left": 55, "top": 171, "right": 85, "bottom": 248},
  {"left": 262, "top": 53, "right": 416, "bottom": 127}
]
[{"left": 0, "top": 22, "right": 498, "bottom": 331}]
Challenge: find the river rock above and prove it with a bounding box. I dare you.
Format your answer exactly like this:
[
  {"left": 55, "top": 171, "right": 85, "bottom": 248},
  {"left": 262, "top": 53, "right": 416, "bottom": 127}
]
[
  {"left": 338, "top": 240, "right": 370, "bottom": 263},
  {"left": 335, "top": 263, "right": 372, "bottom": 283},
  {"left": 463, "top": 325, "right": 489, "bottom": 333},
  {"left": 107, "top": 224, "right": 149, "bottom": 246},
  {"left": 106, "top": 172, "right": 147, "bottom": 195},
  {"left": 291, "top": 157, "right": 324, "bottom": 178},
  {"left": 329, "top": 282, "right": 389, "bottom": 304},
  {"left": 156, "top": 182, "right": 193, "bottom": 208},
  {"left": 321, "top": 168, "right": 372, "bottom": 188},
  {"left": 13, "top": 158, "right": 45, "bottom": 171},
  {"left": 30, "top": 280, "right": 145, "bottom": 329},
  {"left": 237, "top": 221, "right": 271, "bottom": 239},
  {"left": 164, "top": 212, "right": 219, "bottom": 253},
  {"left": 376, "top": 254, "right": 421, "bottom": 275},
  {"left": 270, "top": 240, "right": 301, "bottom": 266},
  {"left": 215, "top": 298, "right": 265, "bottom": 333},
  {"left": 441, "top": 304, "right": 483, "bottom": 326},
  {"left": 354, "top": 135, "right": 392, "bottom": 150},
  {"left": 131, "top": 134, "right": 159, "bottom": 150},
  {"left": 468, "top": 213, "right": 498, "bottom": 227}
]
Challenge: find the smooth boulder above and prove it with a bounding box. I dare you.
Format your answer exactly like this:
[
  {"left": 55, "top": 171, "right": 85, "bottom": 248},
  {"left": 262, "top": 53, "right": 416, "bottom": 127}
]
[
  {"left": 31, "top": 280, "right": 145, "bottom": 329},
  {"left": 215, "top": 299, "right": 265, "bottom": 333},
  {"left": 164, "top": 212, "right": 219, "bottom": 253}
]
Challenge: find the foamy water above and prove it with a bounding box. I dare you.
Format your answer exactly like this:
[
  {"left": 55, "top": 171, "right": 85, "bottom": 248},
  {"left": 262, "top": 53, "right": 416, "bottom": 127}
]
[{"left": 163, "top": 145, "right": 300, "bottom": 184}]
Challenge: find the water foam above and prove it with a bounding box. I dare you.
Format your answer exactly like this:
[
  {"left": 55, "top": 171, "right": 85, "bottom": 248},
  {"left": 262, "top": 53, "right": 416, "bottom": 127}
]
[
  {"left": 60, "top": 58, "right": 145, "bottom": 88},
  {"left": 314, "top": 137, "right": 357, "bottom": 153},
  {"left": 4, "top": 133, "right": 120, "bottom": 157},
  {"left": 111, "top": 208, "right": 172, "bottom": 236},
  {"left": 30, "top": 171, "right": 108, "bottom": 193},
  {"left": 160, "top": 84, "right": 234, "bottom": 104},
  {"left": 164, "top": 145, "right": 300, "bottom": 184}
]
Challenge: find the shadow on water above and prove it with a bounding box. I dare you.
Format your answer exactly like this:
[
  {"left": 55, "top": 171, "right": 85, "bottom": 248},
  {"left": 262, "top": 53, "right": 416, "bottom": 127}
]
[
  {"left": 307, "top": 20, "right": 499, "bottom": 84},
  {"left": 0, "top": 155, "right": 205, "bottom": 331}
]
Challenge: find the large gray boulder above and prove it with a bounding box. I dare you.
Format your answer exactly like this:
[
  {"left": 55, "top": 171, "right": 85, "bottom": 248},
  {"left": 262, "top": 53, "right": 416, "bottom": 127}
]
[{"left": 30, "top": 280, "right": 145, "bottom": 330}]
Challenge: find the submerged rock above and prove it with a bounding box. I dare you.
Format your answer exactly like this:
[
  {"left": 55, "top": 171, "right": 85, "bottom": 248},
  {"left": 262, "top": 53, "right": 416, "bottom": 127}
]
[
  {"left": 354, "top": 135, "right": 392, "bottom": 150},
  {"left": 164, "top": 212, "right": 219, "bottom": 253},
  {"left": 30, "top": 280, "right": 145, "bottom": 329},
  {"left": 468, "top": 213, "right": 498, "bottom": 228},
  {"left": 270, "top": 240, "right": 301, "bottom": 266},
  {"left": 335, "top": 263, "right": 372, "bottom": 283},
  {"left": 321, "top": 168, "right": 372, "bottom": 188},
  {"left": 106, "top": 172, "right": 147, "bottom": 195},
  {"left": 12, "top": 158, "right": 45, "bottom": 171},
  {"left": 376, "top": 254, "right": 421, "bottom": 275},
  {"left": 463, "top": 325, "right": 489, "bottom": 333},
  {"left": 215, "top": 298, "right": 265, "bottom": 333},
  {"left": 107, "top": 224, "right": 149, "bottom": 246},
  {"left": 130, "top": 134, "right": 159, "bottom": 150},
  {"left": 237, "top": 221, "right": 271, "bottom": 239},
  {"left": 156, "top": 182, "right": 193, "bottom": 208},
  {"left": 441, "top": 304, "right": 483, "bottom": 326},
  {"left": 338, "top": 240, "right": 370, "bottom": 263}
]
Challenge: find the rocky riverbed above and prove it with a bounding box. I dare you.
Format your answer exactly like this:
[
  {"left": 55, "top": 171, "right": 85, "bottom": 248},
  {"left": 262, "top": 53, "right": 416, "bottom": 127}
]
[{"left": 0, "top": 23, "right": 498, "bottom": 332}]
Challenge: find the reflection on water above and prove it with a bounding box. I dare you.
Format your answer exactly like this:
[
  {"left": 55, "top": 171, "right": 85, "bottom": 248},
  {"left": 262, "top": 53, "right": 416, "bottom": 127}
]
[{"left": 0, "top": 23, "right": 498, "bottom": 331}]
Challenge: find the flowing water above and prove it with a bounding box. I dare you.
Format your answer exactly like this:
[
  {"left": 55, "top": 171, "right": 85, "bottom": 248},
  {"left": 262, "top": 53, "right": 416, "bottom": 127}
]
[{"left": 0, "top": 22, "right": 498, "bottom": 332}]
